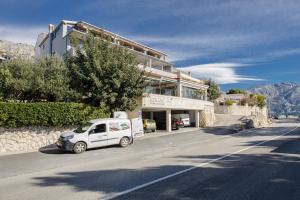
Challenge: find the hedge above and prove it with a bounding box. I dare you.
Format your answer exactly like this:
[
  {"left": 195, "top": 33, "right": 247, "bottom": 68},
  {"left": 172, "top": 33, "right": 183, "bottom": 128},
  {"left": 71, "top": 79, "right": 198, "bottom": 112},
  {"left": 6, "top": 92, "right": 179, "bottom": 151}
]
[{"left": 0, "top": 102, "right": 109, "bottom": 128}]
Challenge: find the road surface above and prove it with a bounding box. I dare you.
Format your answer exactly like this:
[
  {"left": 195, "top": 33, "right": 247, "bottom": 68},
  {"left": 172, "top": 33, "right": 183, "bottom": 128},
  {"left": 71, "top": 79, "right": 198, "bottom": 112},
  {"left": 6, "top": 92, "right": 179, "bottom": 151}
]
[{"left": 0, "top": 119, "right": 299, "bottom": 200}]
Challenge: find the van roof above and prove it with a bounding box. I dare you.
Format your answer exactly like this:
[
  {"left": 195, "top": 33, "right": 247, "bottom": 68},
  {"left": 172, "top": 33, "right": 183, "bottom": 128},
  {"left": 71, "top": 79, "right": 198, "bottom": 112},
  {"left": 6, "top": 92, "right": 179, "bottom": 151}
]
[{"left": 89, "top": 118, "right": 129, "bottom": 124}]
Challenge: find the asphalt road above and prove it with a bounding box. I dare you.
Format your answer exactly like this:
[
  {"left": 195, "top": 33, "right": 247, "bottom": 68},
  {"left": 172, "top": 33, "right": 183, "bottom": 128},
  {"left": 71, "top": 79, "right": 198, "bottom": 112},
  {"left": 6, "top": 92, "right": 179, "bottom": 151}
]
[{"left": 0, "top": 119, "right": 299, "bottom": 200}]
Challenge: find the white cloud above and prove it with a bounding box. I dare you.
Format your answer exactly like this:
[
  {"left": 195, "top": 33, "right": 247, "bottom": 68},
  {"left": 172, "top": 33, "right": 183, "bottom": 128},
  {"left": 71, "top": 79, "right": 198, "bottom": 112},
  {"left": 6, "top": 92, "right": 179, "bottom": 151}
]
[
  {"left": 0, "top": 25, "right": 45, "bottom": 45},
  {"left": 231, "top": 48, "right": 300, "bottom": 63},
  {"left": 130, "top": 33, "right": 268, "bottom": 62},
  {"left": 132, "top": 34, "right": 257, "bottom": 47},
  {"left": 178, "top": 63, "right": 264, "bottom": 84}
]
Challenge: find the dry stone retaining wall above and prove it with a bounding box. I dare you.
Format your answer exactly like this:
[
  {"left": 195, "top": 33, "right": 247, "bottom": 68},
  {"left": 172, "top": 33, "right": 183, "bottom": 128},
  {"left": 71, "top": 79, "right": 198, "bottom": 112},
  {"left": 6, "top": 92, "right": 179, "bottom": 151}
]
[
  {"left": 215, "top": 104, "right": 269, "bottom": 128},
  {"left": 0, "top": 126, "right": 74, "bottom": 153}
]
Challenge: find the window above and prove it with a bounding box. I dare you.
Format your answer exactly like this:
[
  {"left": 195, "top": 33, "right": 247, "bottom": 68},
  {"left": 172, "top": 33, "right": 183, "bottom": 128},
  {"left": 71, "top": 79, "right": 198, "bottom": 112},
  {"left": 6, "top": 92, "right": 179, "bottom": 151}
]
[
  {"left": 74, "top": 122, "right": 93, "bottom": 133},
  {"left": 109, "top": 122, "right": 120, "bottom": 132},
  {"left": 182, "top": 86, "right": 204, "bottom": 100},
  {"left": 67, "top": 25, "right": 73, "bottom": 33},
  {"left": 120, "top": 122, "right": 130, "bottom": 130},
  {"left": 91, "top": 124, "right": 106, "bottom": 134},
  {"left": 52, "top": 31, "right": 56, "bottom": 39}
]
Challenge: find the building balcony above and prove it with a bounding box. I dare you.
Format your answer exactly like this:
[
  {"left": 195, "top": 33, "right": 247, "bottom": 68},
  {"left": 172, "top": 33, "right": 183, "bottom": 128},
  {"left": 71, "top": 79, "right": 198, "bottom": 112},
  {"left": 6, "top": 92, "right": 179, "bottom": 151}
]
[
  {"left": 138, "top": 65, "right": 177, "bottom": 79},
  {"left": 142, "top": 93, "right": 213, "bottom": 110}
]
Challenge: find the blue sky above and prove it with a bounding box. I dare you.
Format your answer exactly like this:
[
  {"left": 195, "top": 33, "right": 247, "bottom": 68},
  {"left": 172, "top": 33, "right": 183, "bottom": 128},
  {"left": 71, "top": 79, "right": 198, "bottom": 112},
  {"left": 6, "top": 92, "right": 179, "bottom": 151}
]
[{"left": 0, "top": 0, "right": 299, "bottom": 91}]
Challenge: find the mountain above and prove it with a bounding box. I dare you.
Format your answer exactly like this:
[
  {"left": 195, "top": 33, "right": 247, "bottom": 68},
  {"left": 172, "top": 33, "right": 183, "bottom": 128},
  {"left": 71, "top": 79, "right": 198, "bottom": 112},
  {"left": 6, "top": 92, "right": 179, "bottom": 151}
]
[
  {"left": 0, "top": 40, "right": 34, "bottom": 60},
  {"left": 247, "top": 82, "right": 300, "bottom": 116}
]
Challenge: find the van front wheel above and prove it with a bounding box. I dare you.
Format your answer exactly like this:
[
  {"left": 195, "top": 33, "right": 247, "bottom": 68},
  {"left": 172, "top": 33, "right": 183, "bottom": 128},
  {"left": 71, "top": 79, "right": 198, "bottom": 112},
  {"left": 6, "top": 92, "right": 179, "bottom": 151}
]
[
  {"left": 120, "top": 137, "right": 130, "bottom": 147},
  {"left": 73, "top": 142, "right": 87, "bottom": 154}
]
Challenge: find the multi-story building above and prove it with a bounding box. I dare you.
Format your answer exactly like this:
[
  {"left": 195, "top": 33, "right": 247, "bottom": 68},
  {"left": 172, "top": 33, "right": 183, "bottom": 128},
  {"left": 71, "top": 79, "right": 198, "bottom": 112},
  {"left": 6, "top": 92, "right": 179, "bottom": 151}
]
[
  {"left": 216, "top": 93, "right": 249, "bottom": 105},
  {"left": 35, "top": 20, "right": 214, "bottom": 132}
]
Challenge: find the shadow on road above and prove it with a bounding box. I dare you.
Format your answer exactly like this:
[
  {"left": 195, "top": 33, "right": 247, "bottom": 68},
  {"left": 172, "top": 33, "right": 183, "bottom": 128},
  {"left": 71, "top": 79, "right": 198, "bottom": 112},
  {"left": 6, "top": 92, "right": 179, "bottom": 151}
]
[
  {"left": 32, "top": 150, "right": 300, "bottom": 199},
  {"left": 39, "top": 143, "right": 122, "bottom": 154},
  {"left": 272, "top": 138, "right": 300, "bottom": 154}
]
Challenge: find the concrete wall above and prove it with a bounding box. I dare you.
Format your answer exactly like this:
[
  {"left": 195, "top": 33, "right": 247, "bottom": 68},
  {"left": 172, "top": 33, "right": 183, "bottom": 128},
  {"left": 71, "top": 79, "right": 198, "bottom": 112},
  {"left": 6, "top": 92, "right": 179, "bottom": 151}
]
[
  {"left": 0, "top": 126, "right": 74, "bottom": 153},
  {"left": 51, "top": 24, "right": 68, "bottom": 57}
]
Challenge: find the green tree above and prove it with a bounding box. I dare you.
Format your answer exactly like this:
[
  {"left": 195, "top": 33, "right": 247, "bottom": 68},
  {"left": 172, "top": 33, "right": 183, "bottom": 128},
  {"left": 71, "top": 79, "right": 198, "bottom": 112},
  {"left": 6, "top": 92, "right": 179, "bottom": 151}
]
[
  {"left": 67, "top": 34, "right": 145, "bottom": 114},
  {"left": 0, "top": 57, "right": 72, "bottom": 102},
  {"left": 0, "top": 59, "right": 35, "bottom": 101},
  {"left": 227, "top": 88, "right": 247, "bottom": 94},
  {"left": 205, "top": 80, "right": 221, "bottom": 101},
  {"left": 37, "top": 57, "right": 75, "bottom": 101}
]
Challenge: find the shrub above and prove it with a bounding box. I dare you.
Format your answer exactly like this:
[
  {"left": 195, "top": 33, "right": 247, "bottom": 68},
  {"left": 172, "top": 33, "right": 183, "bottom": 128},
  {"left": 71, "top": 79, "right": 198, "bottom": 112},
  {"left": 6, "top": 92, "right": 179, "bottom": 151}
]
[
  {"left": 225, "top": 100, "right": 235, "bottom": 106},
  {"left": 0, "top": 102, "right": 109, "bottom": 128},
  {"left": 227, "top": 88, "right": 247, "bottom": 94},
  {"left": 240, "top": 98, "right": 248, "bottom": 106},
  {"left": 256, "top": 95, "right": 266, "bottom": 109}
]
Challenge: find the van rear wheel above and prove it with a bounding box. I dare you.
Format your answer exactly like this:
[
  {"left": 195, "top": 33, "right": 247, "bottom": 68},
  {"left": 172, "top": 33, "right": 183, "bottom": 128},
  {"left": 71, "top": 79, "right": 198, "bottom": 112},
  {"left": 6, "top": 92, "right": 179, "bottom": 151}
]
[
  {"left": 73, "top": 142, "right": 87, "bottom": 154},
  {"left": 120, "top": 137, "right": 130, "bottom": 147}
]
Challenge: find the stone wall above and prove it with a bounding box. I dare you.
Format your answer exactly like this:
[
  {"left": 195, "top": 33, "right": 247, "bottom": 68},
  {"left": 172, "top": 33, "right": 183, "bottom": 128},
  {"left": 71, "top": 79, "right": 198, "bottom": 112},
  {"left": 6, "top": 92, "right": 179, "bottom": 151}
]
[
  {"left": 0, "top": 126, "right": 74, "bottom": 153},
  {"left": 215, "top": 104, "right": 269, "bottom": 128},
  {"left": 215, "top": 104, "right": 266, "bottom": 116},
  {"left": 246, "top": 109, "right": 270, "bottom": 128},
  {"left": 200, "top": 105, "right": 215, "bottom": 127}
]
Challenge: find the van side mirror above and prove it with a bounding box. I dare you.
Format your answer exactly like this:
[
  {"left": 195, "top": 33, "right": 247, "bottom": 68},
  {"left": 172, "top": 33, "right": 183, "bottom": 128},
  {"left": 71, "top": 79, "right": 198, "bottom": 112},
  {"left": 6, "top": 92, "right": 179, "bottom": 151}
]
[{"left": 89, "top": 129, "right": 95, "bottom": 135}]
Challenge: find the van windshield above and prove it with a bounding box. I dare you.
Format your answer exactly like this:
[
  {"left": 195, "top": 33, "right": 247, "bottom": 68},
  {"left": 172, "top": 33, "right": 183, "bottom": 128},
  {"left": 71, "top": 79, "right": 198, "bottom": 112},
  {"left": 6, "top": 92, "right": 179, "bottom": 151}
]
[{"left": 74, "top": 122, "right": 93, "bottom": 133}]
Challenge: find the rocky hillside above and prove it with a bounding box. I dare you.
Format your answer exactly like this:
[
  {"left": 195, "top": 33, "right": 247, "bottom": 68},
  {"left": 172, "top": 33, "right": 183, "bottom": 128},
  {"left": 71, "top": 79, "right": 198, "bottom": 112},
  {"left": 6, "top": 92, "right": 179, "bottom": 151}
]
[
  {"left": 0, "top": 40, "right": 34, "bottom": 60},
  {"left": 248, "top": 82, "right": 300, "bottom": 116}
]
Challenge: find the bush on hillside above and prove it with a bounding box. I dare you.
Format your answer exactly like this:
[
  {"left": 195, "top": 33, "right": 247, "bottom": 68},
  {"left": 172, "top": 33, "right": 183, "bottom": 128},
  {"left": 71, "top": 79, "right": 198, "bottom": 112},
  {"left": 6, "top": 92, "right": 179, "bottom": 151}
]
[
  {"left": 227, "top": 88, "right": 247, "bottom": 94},
  {"left": 225, "top": 100, "right": 235, "bottom": 106},
  {"left": 0, "top": 102, "right": 109, "bottom": 128}
]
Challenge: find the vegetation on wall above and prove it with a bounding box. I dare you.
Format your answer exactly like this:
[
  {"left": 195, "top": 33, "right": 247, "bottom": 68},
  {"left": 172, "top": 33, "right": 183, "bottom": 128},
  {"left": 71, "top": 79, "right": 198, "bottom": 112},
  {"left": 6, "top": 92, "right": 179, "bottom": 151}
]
[
  {"left": 256, "top": 95, "right": 266, "bottom": 108},
  {"left": 240, "top": 94, "right": 266, "bottom": 108}
]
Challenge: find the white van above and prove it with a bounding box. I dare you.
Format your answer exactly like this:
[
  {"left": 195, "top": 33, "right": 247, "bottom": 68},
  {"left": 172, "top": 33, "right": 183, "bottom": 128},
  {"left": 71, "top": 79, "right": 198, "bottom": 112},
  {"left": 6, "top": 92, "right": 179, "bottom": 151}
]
[{"left": 57, "top": 118, "right": 139, "bottom": 153}]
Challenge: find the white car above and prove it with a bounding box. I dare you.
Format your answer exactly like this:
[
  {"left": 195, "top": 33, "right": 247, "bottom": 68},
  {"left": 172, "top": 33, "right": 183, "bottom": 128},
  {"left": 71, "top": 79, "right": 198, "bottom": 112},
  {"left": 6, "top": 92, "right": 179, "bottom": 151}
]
[
  {"left": 181, "top": 118, "right": 190, "bottom": 127},
  {"left": 57, "top": 118, "right": 134, "bottom": 153}
]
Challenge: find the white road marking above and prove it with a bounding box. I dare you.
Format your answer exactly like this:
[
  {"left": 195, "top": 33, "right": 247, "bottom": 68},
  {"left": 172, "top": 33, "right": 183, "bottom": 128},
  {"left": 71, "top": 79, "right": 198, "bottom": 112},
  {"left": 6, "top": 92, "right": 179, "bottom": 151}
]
[{"left": 102, "top": 124, "right": 300, "bottom": 200}]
